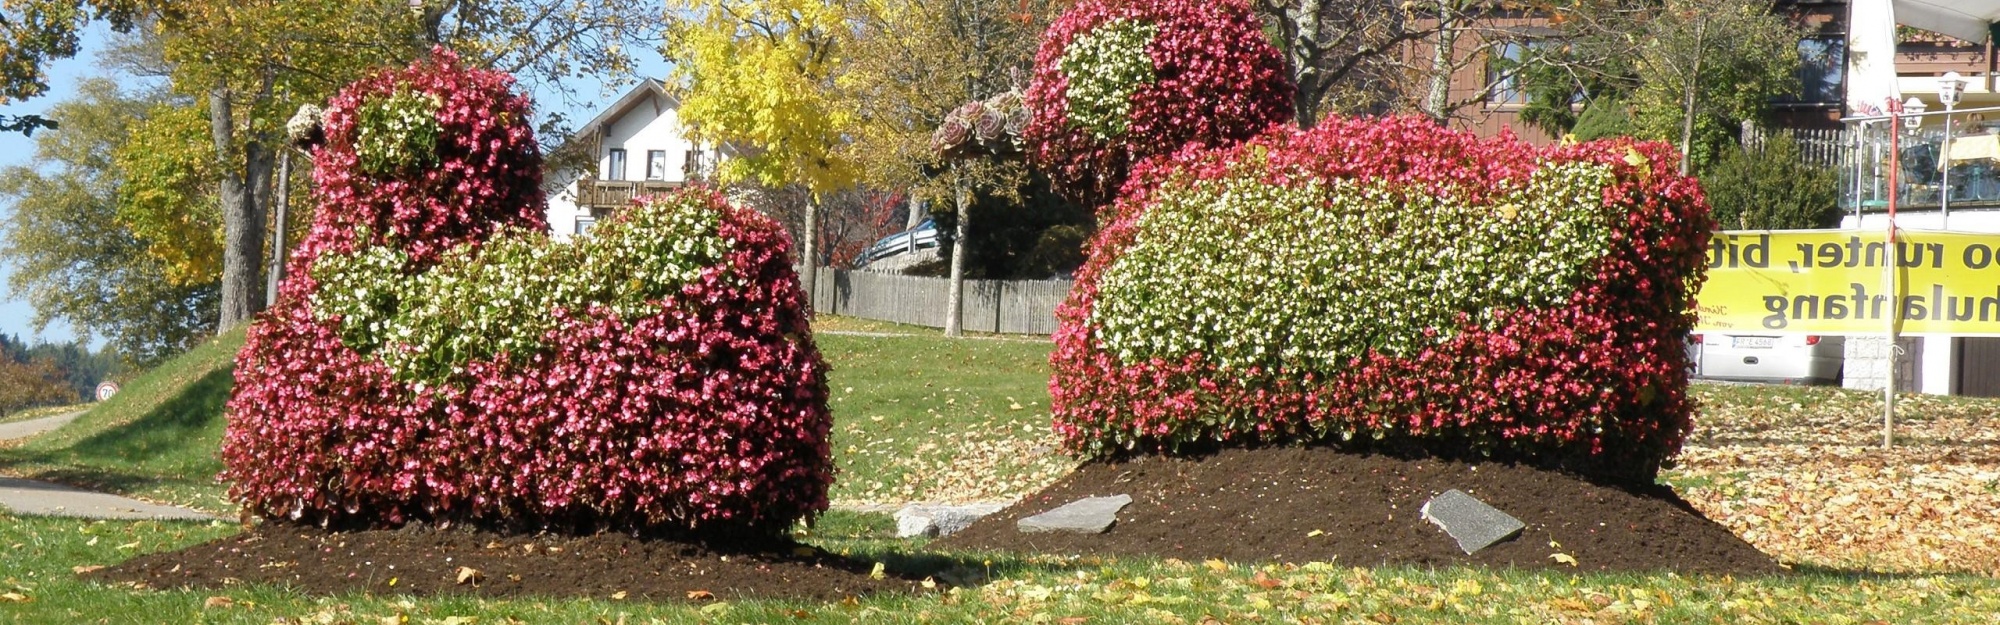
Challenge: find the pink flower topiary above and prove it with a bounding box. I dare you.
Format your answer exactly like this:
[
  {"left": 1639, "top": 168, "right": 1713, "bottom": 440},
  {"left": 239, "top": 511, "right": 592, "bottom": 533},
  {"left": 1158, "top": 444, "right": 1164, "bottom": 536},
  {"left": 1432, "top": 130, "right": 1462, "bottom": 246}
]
[
  {"left": 1049, "top": 117, "right": 1714, "bottom": 484},
  {"left": 223, "top": 52, "right": 832, "bottom": 535},
  {"left": 1023, "top": 0, "right": 1294, "bottom": 208}
]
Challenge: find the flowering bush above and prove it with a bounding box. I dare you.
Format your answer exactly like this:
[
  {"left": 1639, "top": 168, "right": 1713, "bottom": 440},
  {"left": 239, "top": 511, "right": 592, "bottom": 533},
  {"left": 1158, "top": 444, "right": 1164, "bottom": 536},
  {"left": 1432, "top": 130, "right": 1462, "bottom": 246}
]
[
  {"left": 1051, "top": 117, "right": 1713, "bottom": 483},
  {"left": 224, "top": 53, "right": 832, "bottom": 535},
  {"left": 1023, "top": 0, "right": 1293, "bottom": 207}
]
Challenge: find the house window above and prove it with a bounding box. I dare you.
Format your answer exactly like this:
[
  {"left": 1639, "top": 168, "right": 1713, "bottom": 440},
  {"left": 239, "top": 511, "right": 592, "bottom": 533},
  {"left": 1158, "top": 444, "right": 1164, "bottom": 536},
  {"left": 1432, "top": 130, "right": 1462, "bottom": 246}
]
[
  {"left": 575, "top": 217, "right": 597, "bottom": 235},
  {"left": 606, "top": 148, "right": 627, "bottom": 181},
  {"left": 646, "top": 150, "right": 667, "bottom": 180},
  {"left": 1487, "top": 40, "right": 1533, "bottom": 106},
  {"left": 1783, "top": 36, "right": 1846, "bottom": 104}
]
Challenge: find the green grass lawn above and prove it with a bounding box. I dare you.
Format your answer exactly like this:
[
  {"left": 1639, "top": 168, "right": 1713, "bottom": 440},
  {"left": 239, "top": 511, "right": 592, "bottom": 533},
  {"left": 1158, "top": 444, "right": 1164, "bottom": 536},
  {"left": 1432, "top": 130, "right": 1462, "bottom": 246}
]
[
  {"left": 4, "top": 511, "right": 1998, "bottom": 623},
  {"left": 6, "top": 319, "right": 2000, "bottom": 621}
]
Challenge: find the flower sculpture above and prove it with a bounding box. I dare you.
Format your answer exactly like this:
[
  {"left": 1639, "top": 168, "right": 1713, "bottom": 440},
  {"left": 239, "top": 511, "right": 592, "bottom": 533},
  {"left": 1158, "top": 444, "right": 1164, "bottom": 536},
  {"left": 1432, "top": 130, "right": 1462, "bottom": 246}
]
[
  {"left": 1050, "top": 116, "right": 1713, "bottom": 483},
  {"left": 1022, "top": 0, "right": 1293, "bottom": 208},
  {"left": 223, "top": 51, "right": 832, "bottom": 534},
  {"left": 932, "top": 89, "right": 1029, "bottom": 160}
]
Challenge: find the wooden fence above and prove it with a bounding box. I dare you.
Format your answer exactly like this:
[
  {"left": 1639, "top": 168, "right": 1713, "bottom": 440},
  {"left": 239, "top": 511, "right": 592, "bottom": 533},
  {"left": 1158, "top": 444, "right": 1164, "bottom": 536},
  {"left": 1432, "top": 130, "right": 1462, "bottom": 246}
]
[{"left": 809, "top": 268, "right": 1073, "bottom": 335}]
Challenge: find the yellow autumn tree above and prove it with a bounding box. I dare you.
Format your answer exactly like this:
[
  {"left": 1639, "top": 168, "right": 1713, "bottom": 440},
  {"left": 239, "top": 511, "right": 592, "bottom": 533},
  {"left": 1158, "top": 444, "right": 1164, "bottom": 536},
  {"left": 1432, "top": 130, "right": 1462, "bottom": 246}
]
[{"left": 668, "top": 0, "right": 862, "bottom": 302}]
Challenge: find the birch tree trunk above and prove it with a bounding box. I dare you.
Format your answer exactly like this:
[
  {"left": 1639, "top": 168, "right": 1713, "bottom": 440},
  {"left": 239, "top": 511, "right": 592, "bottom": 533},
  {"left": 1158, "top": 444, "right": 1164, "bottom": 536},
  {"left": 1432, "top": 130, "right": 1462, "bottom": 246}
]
[
  {"left": 945, "top": 175, "right": 969, "bottom": 337},
  {"left": 802, "top": 193, "right": 820, "bottom": 315}
]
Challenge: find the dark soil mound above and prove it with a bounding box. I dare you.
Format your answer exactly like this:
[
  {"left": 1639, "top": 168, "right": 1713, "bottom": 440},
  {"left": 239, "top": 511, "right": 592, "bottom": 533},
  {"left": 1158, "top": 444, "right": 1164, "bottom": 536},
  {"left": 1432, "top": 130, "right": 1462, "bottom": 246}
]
[
  {"left": 91, "top": 522, "right": 922, "bottom": 602},
  {"left": 938, "top": 447, "right": 1780, "bottom": 575}
]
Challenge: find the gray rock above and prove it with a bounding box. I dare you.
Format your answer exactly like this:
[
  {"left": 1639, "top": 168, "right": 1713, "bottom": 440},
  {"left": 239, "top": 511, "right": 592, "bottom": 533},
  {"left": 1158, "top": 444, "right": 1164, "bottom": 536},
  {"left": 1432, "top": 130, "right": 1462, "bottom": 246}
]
[
  {"left": 1017, "top": 494, "right": 1132, "bottom": 534},
  {"left": 895, "top": 511, "right": 938, "bottom": 538},
  {"left": 1420, "top": 489, "right": 1525, "bottom": 554},
  {"left": 894, "top": 503, "right": 1007, "bottom": 538}
]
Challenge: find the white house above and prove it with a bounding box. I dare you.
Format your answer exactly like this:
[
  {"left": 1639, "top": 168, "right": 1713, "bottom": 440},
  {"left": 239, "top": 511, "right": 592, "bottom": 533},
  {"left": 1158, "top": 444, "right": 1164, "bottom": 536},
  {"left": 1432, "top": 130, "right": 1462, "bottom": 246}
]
[{"left": 545, "top": 78, "right": 722, "bottom": 238}]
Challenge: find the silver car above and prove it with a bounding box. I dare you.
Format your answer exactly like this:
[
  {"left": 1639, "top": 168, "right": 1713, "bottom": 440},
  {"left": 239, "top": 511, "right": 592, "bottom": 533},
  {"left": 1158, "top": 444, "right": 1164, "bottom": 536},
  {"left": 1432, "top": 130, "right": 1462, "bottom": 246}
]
[{"left": 1691, "top": 333, "right": 1845, "bottom": 385}]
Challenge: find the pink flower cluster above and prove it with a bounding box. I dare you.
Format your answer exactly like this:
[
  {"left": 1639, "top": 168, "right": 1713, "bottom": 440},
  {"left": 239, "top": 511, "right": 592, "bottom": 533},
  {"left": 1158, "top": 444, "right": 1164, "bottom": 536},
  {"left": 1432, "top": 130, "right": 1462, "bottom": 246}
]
[
  {"left": 292, "top": 49, "right": 548, "bottom": 270},
  {"left": 1051, "top": 117, "right": 1714, "bottom": 484},
  {"left": 223, "top": 54, "right": 833, "bottom": 534},
  {"left": 1023, "top": 0, "right": 1293, "bottom": 208}
]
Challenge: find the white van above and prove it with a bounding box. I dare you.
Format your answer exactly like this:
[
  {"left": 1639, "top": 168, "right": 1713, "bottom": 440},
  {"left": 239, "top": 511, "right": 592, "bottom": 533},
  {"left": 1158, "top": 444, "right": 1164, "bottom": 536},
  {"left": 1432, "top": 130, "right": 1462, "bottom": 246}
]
[{"left": 1691, "top": 333, "right": 1845, "bottom": 385}]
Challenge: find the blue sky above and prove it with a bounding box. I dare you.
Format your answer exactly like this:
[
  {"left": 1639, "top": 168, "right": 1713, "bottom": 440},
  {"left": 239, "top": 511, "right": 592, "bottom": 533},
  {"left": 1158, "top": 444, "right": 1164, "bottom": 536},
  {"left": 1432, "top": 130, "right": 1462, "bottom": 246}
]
[{"left": 0, "top": 25, "right": 670, "bottom": 349}]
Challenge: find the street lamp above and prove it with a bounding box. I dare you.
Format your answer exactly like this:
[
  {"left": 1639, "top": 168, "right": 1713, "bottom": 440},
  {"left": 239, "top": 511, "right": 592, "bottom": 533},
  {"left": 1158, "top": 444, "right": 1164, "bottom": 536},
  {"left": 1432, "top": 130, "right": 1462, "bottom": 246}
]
[
  {"left": 1940, "top": 72, "right": 1967, "bottom": 226},
  {"left": 1904, "top": 97, "right": 1928, "bottom": 131}
]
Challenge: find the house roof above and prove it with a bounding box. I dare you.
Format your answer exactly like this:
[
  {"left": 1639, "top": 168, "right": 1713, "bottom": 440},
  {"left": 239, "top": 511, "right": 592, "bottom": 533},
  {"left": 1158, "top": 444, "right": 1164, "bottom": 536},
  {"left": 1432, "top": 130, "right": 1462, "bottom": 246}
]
[
  {"left": 1895, "top": 0, "right": 2000, "bottom": 43},
  {"left": 542, "top": 78, "right": 680, "bottom": 176},
  {"left": 572, "top": 78, "right": 678, "bottom": 139}
]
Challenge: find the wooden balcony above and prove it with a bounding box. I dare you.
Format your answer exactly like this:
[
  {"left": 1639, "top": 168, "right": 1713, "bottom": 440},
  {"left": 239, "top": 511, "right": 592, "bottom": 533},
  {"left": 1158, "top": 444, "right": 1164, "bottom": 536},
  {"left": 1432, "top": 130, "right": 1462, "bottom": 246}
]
[{"left": 575, "top": 179, "right": 686, "bottom": 213}]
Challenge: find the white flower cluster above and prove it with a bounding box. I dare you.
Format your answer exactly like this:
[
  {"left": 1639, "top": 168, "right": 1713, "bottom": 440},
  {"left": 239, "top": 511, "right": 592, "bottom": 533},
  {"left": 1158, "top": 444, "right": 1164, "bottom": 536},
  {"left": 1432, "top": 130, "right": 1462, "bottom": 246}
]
[
  {"left": 354, "top": 90, "right": 443, "bottom": 175},
  {"left": 1058, "top": 18, "right": 1158, "bottom": 140},
  {"left": 1089, "top": 163, "right": 1618, "bottom": 372},
  {"left": 309, "top": 196, "right": 731, "bottom": 382}
]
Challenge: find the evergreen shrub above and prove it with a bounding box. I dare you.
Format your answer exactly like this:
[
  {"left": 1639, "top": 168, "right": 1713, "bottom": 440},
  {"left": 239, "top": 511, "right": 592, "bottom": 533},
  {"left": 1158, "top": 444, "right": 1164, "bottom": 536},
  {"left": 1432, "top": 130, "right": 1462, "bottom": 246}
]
[
  {"left": 1699, "top": 133, "right": 1841, "bottom": 229},
  {"left": 1050, "top": 116, "right": 1713, "bottom": 483}
]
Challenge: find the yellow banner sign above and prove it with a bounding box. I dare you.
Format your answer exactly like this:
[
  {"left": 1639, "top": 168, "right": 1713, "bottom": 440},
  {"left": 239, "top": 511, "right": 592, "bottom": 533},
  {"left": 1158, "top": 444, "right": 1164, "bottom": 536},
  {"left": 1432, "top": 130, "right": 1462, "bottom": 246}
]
[{"left": 1696, "top": 229, "right": 2000, "bottom": 336}]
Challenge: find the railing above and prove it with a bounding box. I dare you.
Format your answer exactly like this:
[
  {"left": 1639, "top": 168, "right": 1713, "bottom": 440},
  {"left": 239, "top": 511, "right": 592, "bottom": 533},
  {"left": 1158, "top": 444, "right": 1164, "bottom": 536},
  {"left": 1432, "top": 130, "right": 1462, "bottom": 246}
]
[
  {"left": 1841, "top": 114, "right": 2000, "bottom": 213},
  {"left": 575, "top": 179, "right": 686, "bottom": 210}
]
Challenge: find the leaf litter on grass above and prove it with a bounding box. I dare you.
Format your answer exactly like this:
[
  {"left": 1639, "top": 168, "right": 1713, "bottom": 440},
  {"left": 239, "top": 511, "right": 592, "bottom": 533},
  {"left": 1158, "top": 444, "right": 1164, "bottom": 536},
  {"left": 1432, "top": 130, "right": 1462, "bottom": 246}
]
[{"left": 1673, "top": 383, "right": 2000, "bottom": 575}]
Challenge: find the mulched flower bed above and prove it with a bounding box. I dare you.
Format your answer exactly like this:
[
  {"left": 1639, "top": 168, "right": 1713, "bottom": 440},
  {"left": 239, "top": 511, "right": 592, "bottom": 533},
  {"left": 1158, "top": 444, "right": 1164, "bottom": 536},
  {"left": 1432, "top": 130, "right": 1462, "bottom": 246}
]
[
  {"left": 89, "top": 523, "right": 923, "bottom": 602},
  {"left": 89, "top": 447, "right": 1781, "bottom": 603},
  {"left": 937, "top": 446, "right": 1783, "bottom": 576}
]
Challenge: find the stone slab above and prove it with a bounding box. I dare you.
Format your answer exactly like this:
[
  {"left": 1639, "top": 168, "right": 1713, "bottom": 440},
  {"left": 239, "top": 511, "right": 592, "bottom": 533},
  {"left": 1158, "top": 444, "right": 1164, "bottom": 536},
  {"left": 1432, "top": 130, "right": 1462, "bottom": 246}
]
[
  {"left": 1017, "top": 494, "right": 1132, "bottom": 534},
  {"left": 0, "top": 477, "right": 224, "bottom": 521},
  {"left": 1421, "top": 489, "right": 1524, "bottom": 554},
  {"left": 894, "top": 503, "right": 1006, "bottom": 538}
]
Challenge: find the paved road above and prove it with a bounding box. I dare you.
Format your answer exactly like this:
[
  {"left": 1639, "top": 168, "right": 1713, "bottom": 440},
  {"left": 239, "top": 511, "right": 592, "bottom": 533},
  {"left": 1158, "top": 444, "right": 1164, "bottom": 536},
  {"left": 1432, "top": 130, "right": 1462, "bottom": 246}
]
[
  {"left": 0, "top": 477, "right": 223, "bottom": 521},
  {"left": 0, "top": 409, "right": 86, "bottom": 441},
  {"left": 0, "top": 410, "right": 226, "bottom": 522}
]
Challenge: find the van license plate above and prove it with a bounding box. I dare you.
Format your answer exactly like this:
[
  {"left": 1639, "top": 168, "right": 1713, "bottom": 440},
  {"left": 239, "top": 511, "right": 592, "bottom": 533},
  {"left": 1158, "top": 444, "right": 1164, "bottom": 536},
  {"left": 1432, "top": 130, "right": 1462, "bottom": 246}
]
[{"left": 1732, "top": 337, "right": 1776, "bottom": 349}]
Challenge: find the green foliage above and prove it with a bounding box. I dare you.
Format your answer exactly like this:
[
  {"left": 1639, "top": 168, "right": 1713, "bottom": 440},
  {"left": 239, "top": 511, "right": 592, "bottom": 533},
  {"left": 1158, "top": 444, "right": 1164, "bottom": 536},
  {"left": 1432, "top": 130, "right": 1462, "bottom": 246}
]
[
  {"left": 1698, "top": 133, "right": 1841, "bottom": 230},
  {"left": 1628, "top": 0, "right": 1801, "bottom": 170},
  {"left": 0, "top": 78, "right": 218, "bottom": 366},
  {"left": 0, "top": 0, "right": 142, "bottom": 103},
  {"left": 1513, "top": 44, "right": 1634, "bottom": 139},
  {"left": 112, "top": 101, "right": 223, "bottom": 285},
  {"left": 309, "top": 197, "right": 729, "bottom": 383},
  {"left": 1057, "top": 18, "right": 1158, "bottom": 140},
  {"left": 1511, "top": 0, "right": 1801, "bottom": 171},
  {"left": 353, "top": 89, "right": 444, "bottom": 175},
  {"left": 1570, "top": 97, "right": 1636, "bottom": 141},
  {"left": 669, "top": 0, "right": 860, "bottom": 196},
  {"left": 1089, "top": 162, "right": 1615, "bottom": 372},
  {"left": 0, "top": 113, "right": 59, "bottom": 135}
]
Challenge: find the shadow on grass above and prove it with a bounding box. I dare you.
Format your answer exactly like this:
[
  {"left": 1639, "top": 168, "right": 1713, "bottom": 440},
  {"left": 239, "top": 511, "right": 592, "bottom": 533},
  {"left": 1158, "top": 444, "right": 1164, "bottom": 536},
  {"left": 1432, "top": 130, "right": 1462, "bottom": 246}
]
[
  {"left": 861, "top": 545, "right": 1092, "bottom": 587},
  {"left": 1783, "top": 561, "right": 1995, "bottom": 581},
  {"left": 0, "top": 366, "right": 232, "bottom": 499},
  {"left": 67, "top": 366, "right": 233, "bottom": 461}
]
